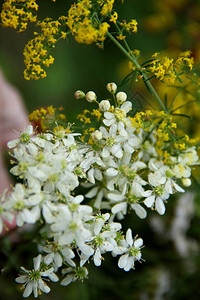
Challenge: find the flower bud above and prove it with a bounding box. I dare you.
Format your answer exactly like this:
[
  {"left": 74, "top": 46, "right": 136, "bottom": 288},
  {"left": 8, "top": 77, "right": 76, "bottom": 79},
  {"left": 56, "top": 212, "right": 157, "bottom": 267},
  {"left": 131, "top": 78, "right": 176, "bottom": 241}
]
[
  {"left": 86, "top": 91, "right": 97, "bottom": 102},
  {"left": 106, "top": 82, "right": 117, "bottom": 94},
  {"left": 99, "top": 100, "right": 111, "bottom": 111},
  {"left": 91, "top": 130, "right": 103, "bottom": 140},
  {"left": 181, "top": 178, "right": 191, "bottom": 187},
  {"left": 74, "top": 90, "right": 85, "bottom": 99},
  {"left": 116, "top": 91, "right": 127, "bottom": 104}
]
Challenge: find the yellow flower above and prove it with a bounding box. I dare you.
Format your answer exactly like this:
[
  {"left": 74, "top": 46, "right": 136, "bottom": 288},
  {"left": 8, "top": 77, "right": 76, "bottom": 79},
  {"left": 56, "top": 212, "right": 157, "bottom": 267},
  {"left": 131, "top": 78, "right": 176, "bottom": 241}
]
[
  {"left": 109, "top": 11, "right": 118, "bottom": 24},
  {"left": 117, "top": 33, "right": 126, "bottom": 40},
  {"left": 67, "top": 0, "right": 110, "bottom": 44},
  {"left": 121, "top": 19, "right": 138, "bottom": 33},
  {"left": 100, "top": 0, "right": 115, "bottom": 16},
  {"left": 1, "top": 0, "right": 38, "bottom": 32}
]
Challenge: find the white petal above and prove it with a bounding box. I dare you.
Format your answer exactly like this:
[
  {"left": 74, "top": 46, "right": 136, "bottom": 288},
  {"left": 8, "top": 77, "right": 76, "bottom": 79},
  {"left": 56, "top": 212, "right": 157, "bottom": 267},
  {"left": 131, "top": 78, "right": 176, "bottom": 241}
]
[
  {"left": 23, "top": 282, "right": 33, "bottom": 298},
  {"left": 85, "top": 186, "right": 99, "bottom": 198},
  {"left": 38, "top": 279, "right": 50, "bottom": 293},
  {"left": 134, "top": 238, "right": 143, "bottom": 248},
  {"left": 105, "top": 168, "right": 119, "bottom": 177},
  {"left": 173, "top": 182, "right": 185, "bottom": 193},
  {"left": 103, "top": 119, "right": 115, "bottom": 126},
  {"left": 26, "top": 125, "right": 33, "bottom": 135},
  {"left": 111, "top": 144, "right": 123, "bottom": 158},
  {"left": 107, "top": 193, "right": 124, "bottom": 202},
  {"left": 124, "top": 257, "right": 134, "bottom": 271},
  {"left": 15, "top": 275, "right": 27, "bottom": 284},
  {"left": 79, "top": 244, "right": 94, "bottom": 256},
  {"left": 102, "top": 147, "right": 110, "bottom": 158},
  {"left": 94, "top": 218, "right": 104, "bottom": 235},
  {"left": 132, "top": 204, "right": 147, "bottom": 219},
  {"left": 121, "top": 101, "right": 132, "bottom": 113},
  {"left": 103, "top": 241, "right": 113, "bottom": 251},
  {"left": 94, "top": 248, "right": 102, "bottom": 266},
  {"left": 94, "top": 169, "right": 103, "bottom": 181},
  {"left": 44, "top": 253, "right": 54, "bottom": 265},
  {"left": 126, "top": 229, "right": 133, "bottom": 247},
  {"left": 33, "top": 254, "right": 42, "bottom": 271},
  {"left": 7, "top": 139, "right": 19, "bottom": 148},
  {"left": 104, "top": 112, "right": 114, "bottom": 119},
  {"left": 61, "top": 274, "right": 74, "bottom": 286},
  {"left": 111, "top": 202, "right": 127, "bottom": 214},
  {"left": 144, "top": 195, "right": 155, "bottom": 208},
  {"left": 94, "top": 190, "right": 104, "bottom": 209},
  {"left": 118, "top": 254, "right": 128, "bottom": 269},
  {"left": 156, "top": 197, "right": 166, "bottom": 215},
  {"left": 88, "top": 168, "right": 95, "bottom": 184},
  {"left": 48, "top": 273, "right": 59, "bottom": 282},
  {"left": 110, "top": 124, "right": 117, "bottom": 135}
]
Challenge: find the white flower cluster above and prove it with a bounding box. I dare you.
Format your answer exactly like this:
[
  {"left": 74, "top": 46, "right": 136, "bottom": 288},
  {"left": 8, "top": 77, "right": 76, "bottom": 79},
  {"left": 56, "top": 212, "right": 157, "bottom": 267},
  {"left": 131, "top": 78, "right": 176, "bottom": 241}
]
[
  {"left": 0, "top": 122, "right": 143, "bottom": 297},
  {"left": 0, "top": 82, "right": 199, "bottom": 297},
  {"left": 81, "top": 86, "right": 198, "bottom": 220}
]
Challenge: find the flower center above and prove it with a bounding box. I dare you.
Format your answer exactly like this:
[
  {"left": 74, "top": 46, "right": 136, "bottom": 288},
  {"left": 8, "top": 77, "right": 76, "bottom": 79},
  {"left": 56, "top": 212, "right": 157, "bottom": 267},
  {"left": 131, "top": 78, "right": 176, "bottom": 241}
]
[
  {"left": 94, "top": 235, "right": 103, "bottom": 247},
  {"left": 74, "top": 267, "right": 88, "bottom": 280},
  {"left": 105, "top": 137, "right": 115, "bottom": 146},
  {"left": 115, "top": 109, "right": 126, "bottom": 121},
  {"left": 154, "top": 186, "right": 164, "bottom": 196},
  {"left": 69, "top": 222, "right": 78, "bottom": 231},
  {"left": 14, "top": 200, "right": 25, "bottom": 211},
  {"left": 129, "top": 247, "right": 140, "bottom": 257},
  {"left": 20, "top": 133, "right": 31, "bottom": 143},
  {"left": 28, "top": 270, "right": 41, "bottom": 281}
]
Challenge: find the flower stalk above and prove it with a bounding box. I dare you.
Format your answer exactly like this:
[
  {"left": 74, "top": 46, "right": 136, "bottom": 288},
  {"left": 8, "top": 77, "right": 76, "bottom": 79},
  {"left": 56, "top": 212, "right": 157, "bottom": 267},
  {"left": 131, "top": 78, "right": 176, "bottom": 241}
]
[{"left": 107, "top": 31, "right": 168, "bottom": 113}]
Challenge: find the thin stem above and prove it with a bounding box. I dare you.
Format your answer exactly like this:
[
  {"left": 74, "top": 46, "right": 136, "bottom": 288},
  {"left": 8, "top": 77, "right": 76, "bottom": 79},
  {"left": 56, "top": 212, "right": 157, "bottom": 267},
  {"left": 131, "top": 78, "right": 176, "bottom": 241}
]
[{"left": 107, "top": 31, "right": 168, "bottom": 113}]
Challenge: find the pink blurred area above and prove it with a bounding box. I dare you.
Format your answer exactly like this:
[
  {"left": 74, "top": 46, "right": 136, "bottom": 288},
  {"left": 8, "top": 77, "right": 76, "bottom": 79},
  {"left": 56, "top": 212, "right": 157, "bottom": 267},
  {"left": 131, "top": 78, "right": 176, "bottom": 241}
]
[{"left": 0, "top": 69, "right": 28, "bottom": 232}]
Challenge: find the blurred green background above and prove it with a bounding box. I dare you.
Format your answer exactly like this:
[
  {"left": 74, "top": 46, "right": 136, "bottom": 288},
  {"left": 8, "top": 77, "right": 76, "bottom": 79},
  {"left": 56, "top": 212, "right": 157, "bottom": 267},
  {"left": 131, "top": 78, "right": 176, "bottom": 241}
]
[{"left": 0, "top": 0, "right": 200, "bottom": 299}]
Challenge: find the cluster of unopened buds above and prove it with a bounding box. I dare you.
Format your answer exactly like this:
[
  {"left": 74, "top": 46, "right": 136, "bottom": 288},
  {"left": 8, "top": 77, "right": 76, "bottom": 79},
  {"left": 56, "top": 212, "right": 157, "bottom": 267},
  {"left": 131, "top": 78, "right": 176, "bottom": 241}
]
[{"left": 0, "top": 82, "right": 199, "bottom": 297}]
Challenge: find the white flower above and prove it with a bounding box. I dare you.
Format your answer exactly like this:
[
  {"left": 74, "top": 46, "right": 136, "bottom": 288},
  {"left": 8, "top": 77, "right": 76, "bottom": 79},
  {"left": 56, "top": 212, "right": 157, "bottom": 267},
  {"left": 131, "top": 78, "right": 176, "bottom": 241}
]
[
  {"left": 172, "top": 163, "right": 191, "bottom": 179},
  {"left": 74, "top": 90, "right": 85, "bottom": 99},
  {"left": 0, "top": 190, "right": 14, "bottom": 234},
  {"left": 79, "top": 214, "right": 122, "bottom": 267},
  {"left": 181, "top": 178, "right": 191, "bottom": 187},
  {"left": 15, "top": 254, "right": 58, "bottom": 298},
  {"left": 51, "top": 204, "right": 92, "bottom": 246},
  {"left": 106, "top": 82, "right": 117, "bottom": 94},
  {"left": 91, "top": 130, "right": 103, "bottom": 140},
  {"left": 117, "top": 229, "right": 143, "bottom": 271},
  {"left": 109, "top": 185, "right": 147, "bottom": 220},
  {"left": 85, "top": 91, "right": 96, "bottom": 102},
  {"left": 43, "top": 243, "right": 76, "bottom": 270},
  {"left": 7, "top": 124, "right": 34, "bottom": 148},
  {"left": 116, "top": 92, "right": 127, "bottom": 104},
  {"left": 99, "top": 100, "right": 111, "bottom": 111},
  {"left": 61, "top": 266, "right": 88, "bottom": 286},
  {"left": 9, "top": 184, "right": 40, "bottom": 226},
  {"left": 103, "top": 101, "right": 132, "bottom": 127}
]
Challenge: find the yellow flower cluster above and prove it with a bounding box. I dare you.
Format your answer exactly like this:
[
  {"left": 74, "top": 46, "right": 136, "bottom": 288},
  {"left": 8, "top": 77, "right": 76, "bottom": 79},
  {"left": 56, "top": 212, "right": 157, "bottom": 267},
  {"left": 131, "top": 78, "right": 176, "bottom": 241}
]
[
  {"left": 1, "top": 0, "right": 38, "bottom": 32},
  {"left": 149, "top": 52, "right": 194, "bottom": 84},
  {"left": 77, "top": 108, "right": 102, "bottom": 124},
  {"left": 109, "top": 11, "right": 118, "bottom": 24},
  {"left": 121, "top": 19, "right": 138, "bottom": 33},
  {"left": 130, "top": 110, "right": 192, "bottom": 161},
  {"left": 117, "top": 19, "right": 138, "bottom": 40},
  {"left": 29, "top": 105, "right": 57, "bottom": 122},
  {"left": 23, "top": 17, "right": 67, "bottom": 80},
  {"left": 67, "top": 0, "right": 110, "bottom": 44},
  {"left": 98, "top": 0, "right": 115, "bottom": 16},
  {"left": 77, "top": 109, "right": 92, "bottom": 124},
  {"left": 29, "top": 105, "right": 66, "bottom": 132}
]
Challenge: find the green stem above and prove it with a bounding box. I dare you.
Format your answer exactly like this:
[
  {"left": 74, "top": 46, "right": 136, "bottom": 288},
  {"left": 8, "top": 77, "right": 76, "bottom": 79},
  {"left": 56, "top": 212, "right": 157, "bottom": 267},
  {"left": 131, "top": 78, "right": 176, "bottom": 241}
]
[{"left": 107, "top": 31, "right": 168, "bottom": 113}]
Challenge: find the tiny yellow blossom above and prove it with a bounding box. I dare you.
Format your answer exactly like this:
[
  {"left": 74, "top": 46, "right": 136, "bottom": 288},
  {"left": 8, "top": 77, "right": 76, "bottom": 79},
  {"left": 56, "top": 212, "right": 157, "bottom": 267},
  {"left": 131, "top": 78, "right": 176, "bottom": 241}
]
[{"left": 109, "top": 11, "right": 118, "bottom": 24}]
